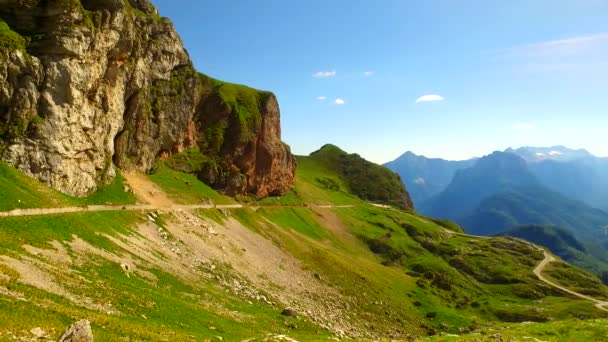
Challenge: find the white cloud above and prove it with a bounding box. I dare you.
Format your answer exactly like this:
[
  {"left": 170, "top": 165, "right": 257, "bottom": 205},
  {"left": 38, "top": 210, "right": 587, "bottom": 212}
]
[
  {"left": 316, "top": 96, "right": 327, "bottom": 101},
  {"left": 313, "top": 70, "right": 336, "bottom": 78},
  {"left": 511, "top": 123, "right": 535, "bottom": 131},
  {"left": 413, "top": 177, "right": 426, "bottom": 185},
  {"left": 363, "top": 71, "right": 374, "bottom": 77},
  {"left": 536, "top": 152, "right": 546, "bottom": 157},
  {"left": 515, "top": 33, "right": 608, "bottom": 58},
  {"left": 415, "top": 94, "right": 444, "bottom": 104},
  {"left": 498, "top": 32, "right": 608, "bottom": 72},
  {"left": 549, "top": 150, "right": 563, "bottom": 156},
  {"left": 334, "top": 98, "right": 345, "bottom": 105}
]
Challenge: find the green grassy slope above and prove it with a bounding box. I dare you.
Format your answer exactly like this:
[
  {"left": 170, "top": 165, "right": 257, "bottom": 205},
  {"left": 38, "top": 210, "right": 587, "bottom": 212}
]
[
  {"left": 499, "top": 224, "right": 608, "bottom": 283},
  {"left": 0, "top": 162, "right": 135, "bottom": 210},
  {"left": 307, "top": 144, "right": 413, "bottom": 209},
  {"left": 0, "top": 152, "right": 607, "bottom": 340}
]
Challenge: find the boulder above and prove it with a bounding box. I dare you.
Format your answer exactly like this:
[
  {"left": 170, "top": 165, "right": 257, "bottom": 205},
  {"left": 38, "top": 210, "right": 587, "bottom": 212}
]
[{"left": 57, "top": 320, "right": 93, "bottom": 342}]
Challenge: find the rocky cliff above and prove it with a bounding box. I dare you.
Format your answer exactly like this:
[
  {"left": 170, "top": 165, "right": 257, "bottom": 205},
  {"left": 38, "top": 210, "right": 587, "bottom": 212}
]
[{"left": 0, "top": 0, "right": 295, "bottom": 197}]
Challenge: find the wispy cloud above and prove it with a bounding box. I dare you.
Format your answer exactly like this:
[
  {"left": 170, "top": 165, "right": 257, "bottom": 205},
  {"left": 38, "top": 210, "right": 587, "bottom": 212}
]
[
  {"left": 363, "top": 71, "right": 374, "bottom": 77},
  {"left": 497, "top": 32, "right": 608, "bottom": 72},
  {"left": 334, "top": 98, "right": 345, "bottom": 105},
  {"left": 316, "top": 96, "right": 327, "bottom": 101},
  {"left": 313, "top": 70, "right": 336, "bottom": 78},
  {"left": 511, "top": 33, "right": 608, "bottom": 58},
  {"left": 511, "top": 123, "right": 534, "bottom": 132},
  {"left": 416, "top": 94, "right": 444, "bottom": 104}
]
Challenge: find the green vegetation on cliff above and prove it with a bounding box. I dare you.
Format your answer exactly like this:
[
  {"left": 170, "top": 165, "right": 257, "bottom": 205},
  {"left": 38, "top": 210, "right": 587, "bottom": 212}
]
[
  {"left": 0, "top": 19, "right": 26, "bottom": 51},
  {"left": 201, "top": 77, "right": 272, "bottom": 155}
]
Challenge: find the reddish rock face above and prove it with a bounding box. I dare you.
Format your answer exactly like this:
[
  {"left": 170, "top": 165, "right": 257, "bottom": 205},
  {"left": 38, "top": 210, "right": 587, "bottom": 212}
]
[
  {"left": 236, "top": 95, "right": 296, "bottom": 198},
  {"left": 195, "top": 91, "right": 296, "bottom": 198}
]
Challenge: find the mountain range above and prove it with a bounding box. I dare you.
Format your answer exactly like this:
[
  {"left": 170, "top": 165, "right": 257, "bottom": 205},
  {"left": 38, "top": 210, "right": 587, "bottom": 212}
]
[
  {"left": 386, "top": 146, "right": 608, "bottom": 215},
  {"left": 386, "top": 147, "right": 608, "bottom": 280}
]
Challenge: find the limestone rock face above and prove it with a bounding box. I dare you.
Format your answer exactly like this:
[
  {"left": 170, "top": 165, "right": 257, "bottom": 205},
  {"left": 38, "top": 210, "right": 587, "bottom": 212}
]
[{"left": 0, "top": 0, "right": 295, "bottom": 197}]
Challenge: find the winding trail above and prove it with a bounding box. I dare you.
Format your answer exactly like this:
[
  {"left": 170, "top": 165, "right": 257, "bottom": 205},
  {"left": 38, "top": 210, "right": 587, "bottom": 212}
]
[
  {"left": 534, "top": 250, "right": 608, "bottom": 312},
  {"left": 418, "top": 211, "right": 608, "bottom": 313}
]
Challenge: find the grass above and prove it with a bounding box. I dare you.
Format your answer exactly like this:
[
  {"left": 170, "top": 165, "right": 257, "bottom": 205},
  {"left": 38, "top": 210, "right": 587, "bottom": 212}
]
[
  {"left": 543, "top": 261, "right": 608, "bottom": 300},
  {"left": 147, "top": 162, "right": 234, "bottom": 205},
  {"left": 308, "top": 144, "right": 412, "bottom": 209},
  {"left": 1, "top": 150, "right": 608, "bottom": 339},
  {"left": 428, "top": 318, "right": 608, "bottom": 341},
  {"left": 286, "top": 155, "right": 361, "bottom": 205},
  {"left": 258, "top": 207, "right": 331, "bottom": 240},
  {"left": 0, "top": 247, "right": 333, "bottom": 341},
  {"left": 0, "top": 211, "right": 140, "bottom": 252},
  {"left": 66, "top": 171, "right": 136, "bottom": 206},
  {"left": 0, "top": 162, "right": 135, "bottom": 210},
  {"left": 0, "top": 209, "right": 331, "bottom": 340}
]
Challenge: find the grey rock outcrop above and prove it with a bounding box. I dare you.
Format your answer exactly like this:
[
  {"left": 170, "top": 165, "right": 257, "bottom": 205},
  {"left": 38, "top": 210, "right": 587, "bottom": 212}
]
[
  {"left": 0, "top": 0, "right": 295, "bottom": 197},
  {"left": 57, "top": 319, "right": 93, "bottom": 342}
]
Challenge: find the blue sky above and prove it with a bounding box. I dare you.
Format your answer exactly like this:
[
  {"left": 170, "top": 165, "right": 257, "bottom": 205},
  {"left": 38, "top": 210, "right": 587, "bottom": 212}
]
[{"left": 151, "top": 0, "right": 608, "bottom": 163}]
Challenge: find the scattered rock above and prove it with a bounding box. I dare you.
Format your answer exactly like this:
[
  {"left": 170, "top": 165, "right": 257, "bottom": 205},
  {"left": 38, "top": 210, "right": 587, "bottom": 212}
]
[
  {"left": 281, "top": 308, "right": 297, "bottom": 317},
  {"left": 29, "top": 327, "right": 46, "bottom": 339},
  {"left": 57, "top": 320, "right": 93, "bottom": 342}
]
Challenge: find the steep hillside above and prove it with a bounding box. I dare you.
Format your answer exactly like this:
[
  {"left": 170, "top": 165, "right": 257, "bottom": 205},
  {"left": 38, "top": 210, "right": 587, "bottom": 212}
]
[
  {"left": 309, "top": 144, "right": 413, "bottom": 209},
  {"left": 384, "top": 151, "right": 475, "bottom": 204},
  {"left": 1, "top": 156, "right": 607, "bottom": 340},
  {"left": 0, "top": 0, "right": 294, "bottom": 198}
]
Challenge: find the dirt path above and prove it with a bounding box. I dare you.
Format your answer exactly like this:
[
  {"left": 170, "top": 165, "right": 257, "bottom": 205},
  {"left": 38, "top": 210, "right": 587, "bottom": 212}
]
[
  {"left": 123, "top": 172, "right": 175, "bottom": 208},
  {"left": 534, "top": 250, "right": 608, "bottom": 312},
  {"left": 0, "top": 173, "right": 355, "bottom": 218}
]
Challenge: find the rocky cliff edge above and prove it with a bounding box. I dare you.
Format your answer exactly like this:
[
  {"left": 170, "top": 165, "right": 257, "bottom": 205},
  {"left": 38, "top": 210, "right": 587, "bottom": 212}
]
[{"left": 0, "top": 0, "right": 295, "bottom": 198}]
